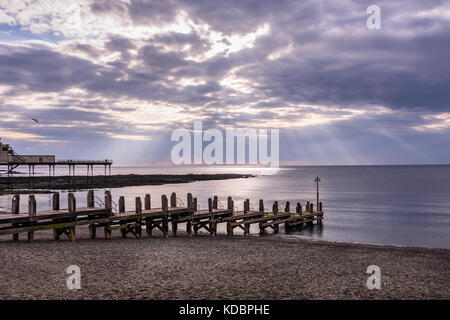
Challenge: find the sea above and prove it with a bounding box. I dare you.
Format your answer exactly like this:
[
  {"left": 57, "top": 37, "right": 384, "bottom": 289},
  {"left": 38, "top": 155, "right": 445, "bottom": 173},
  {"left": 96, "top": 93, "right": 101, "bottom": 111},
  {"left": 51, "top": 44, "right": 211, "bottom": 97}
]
[{"left": 1, "top": 165, "right": 449, "bottom": 249}]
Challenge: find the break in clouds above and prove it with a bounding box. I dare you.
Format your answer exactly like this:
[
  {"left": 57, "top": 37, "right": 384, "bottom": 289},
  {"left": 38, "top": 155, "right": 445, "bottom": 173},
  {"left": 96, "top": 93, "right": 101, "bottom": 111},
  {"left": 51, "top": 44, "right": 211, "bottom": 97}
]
[{"left": 0, "top": 0, "right": 449, "bottom": 165}]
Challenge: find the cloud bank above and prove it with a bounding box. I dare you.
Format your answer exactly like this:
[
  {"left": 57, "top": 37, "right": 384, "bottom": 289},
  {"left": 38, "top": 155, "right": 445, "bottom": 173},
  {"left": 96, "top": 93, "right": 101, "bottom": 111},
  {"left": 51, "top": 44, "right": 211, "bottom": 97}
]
[{"left": 0, "top": 0, "right": 449, "bottom": 165}]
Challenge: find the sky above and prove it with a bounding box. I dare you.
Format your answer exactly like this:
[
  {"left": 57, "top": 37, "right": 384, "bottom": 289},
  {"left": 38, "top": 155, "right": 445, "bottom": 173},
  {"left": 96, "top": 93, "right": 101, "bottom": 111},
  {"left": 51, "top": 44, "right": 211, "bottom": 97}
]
[{"left": 0, "top": 0, "right": 449, "bottom": 166}]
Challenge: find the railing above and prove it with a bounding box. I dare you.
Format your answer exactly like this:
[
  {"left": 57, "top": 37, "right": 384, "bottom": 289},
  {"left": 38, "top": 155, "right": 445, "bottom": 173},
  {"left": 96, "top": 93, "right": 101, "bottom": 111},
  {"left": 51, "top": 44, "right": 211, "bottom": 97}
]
[
  {"left": 94, "top": 195, "right": 118, "bottom": 213},
  {"left": 176, "top": 197, "right": 185, "bottom": 207},
  {"left": 56, "top": 159, "right": 113, "bottom": 164}
]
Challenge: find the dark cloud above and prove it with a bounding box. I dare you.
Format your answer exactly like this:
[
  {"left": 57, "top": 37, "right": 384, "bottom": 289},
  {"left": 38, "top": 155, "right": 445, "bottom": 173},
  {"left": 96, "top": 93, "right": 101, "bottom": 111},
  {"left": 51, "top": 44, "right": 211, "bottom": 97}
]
[
  {"left": 0, "top": 44, "right": 101, "bottom": 92},
  {"left": 1, "top": 0, "right": 450, "bottom": 163}
]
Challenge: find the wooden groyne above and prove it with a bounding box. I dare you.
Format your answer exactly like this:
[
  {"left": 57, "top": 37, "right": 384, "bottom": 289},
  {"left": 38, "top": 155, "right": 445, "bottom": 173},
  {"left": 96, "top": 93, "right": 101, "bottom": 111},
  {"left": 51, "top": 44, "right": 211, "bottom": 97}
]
[{"left": 0, "top": 191, "right": 324, "bottom": 242}]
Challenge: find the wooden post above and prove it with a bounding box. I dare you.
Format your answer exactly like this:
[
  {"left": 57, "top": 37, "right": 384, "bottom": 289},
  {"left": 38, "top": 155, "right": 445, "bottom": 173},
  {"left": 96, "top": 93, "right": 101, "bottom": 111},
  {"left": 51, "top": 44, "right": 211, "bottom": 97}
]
[
  {"left": 66, "top": 193, "right": 76, "bottom": 241},
  {"left": 170, "top": 192, "right": 177, "bottom": 208},
  {"left": 259, "top": 199, "right": 264, "bottom": 212},
  {"left": 119, "top": 196, "right": 125, "bottom": 213},
  {"left": 295, "top": 202, "right": 303, "bottom": 228},
  {"left": 28, "top": 195, "right": 36, "bottom": 242},
  {"left": 87, "top": 191, "right": 96, "bottom": 239},
  {"left": 162, "top": 194, "right": 169, "bottom": 209},
  {"left": 186, "top": 218, "right": 192, "bottom": 238},
  {"left": 12, "top": 194, "right": 20, "bottom": 214},
  {"left": 296, "top": 202, "right": 302, "bottom": 214},
  {"left": 52, "top": 192, "right": 60, "bottom": 210},
  {"left": 284, "top": 201, "right": 291, "bottom": 230},
  {"left": 272, "top": 201, "right": 279, "bottom": 215},
  {"left": 52, "top": 192, "right": 60, "bottom": 240},
  {"left": 161, "top": 195, "right": 169, "bottom": 238},
  {"left": 208, "top": 198, "right": 213, "bottom": 212},
  {"left": 306, "top": 201, "right": 310, "bottom": 212},
  {"left": 244, "top": 220, "right": 250, "bottom": 236},
  {"left": 227, "top": 221, "right": 233, "bottom": 236},
  {"left": 105, "top": 191, "right": 112, "bottom": 215},
  {"left": 89, "top": 223, "right": 97, "bottom": 239},
  {"left": 135, "top": 197, "right": 142, "bottom": 238},
  {"left": 318, "top": 202, "right": 323, "bottom": 225},
  {"left": 104, "top": 191, "right": 112, "bottom": 239},
  {"left": 193, "top": 197, "right": 198, "bottom": 212},
  {"left": 227, "top": 196, "right": 233, "bottom": 210},
  {"left": 187, "top": 193, "right": 193, "bottom": 209},
  {"left": 12, "top": 194, "right": 20, "bottom": 241},
  {"left": 68, "top": 193, "right": 76, "bottom": 213},
  {"left": 208, "top": 197, "right": 214, "bottom": 236},
  {"left": 87, "top": 190, "right": 94, "bottom": 208},
  {"left": 244, "top": 199, "right": 250, "bottom": 214},
  {"left": 213, "top": 196, "right": 218, "bottom": 209},
  {"left": 144, "top": 194, "right": 151, "bottom": 210},
  {"left": 117, "top": 196, "right": 126, "bottom": 238},
  {"left": 135, "top": 197, "right": 142, "bottom": 214},
  {"left": 309, "top": 203, "right": 313, "bottom": 213}
]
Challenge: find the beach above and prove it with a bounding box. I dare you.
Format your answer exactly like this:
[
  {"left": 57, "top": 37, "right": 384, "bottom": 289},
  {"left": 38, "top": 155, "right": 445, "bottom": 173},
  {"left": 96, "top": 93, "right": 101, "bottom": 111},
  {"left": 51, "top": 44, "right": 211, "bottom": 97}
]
[{"left": 0, "top": 229, "right": 448, "bottom": 300}]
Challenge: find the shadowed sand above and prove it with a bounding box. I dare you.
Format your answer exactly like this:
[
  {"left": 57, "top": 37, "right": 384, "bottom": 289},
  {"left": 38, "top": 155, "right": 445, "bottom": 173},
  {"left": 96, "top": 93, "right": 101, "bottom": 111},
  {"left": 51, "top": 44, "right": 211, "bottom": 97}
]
[{"left": 0, "top": 228, "right": 448, "bottom": 300}]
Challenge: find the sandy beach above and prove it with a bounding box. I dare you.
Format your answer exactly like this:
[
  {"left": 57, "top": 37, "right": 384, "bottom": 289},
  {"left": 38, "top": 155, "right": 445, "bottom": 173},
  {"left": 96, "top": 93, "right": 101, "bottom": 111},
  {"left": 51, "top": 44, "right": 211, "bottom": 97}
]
[{"left": 0, "top": 228, "right": 448, "bottom": 300}]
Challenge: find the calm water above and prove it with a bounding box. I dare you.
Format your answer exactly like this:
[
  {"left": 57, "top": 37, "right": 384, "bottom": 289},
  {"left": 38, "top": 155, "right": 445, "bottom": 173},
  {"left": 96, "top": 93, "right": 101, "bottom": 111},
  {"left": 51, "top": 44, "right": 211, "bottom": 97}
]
[{"left": 1, "top": 165, "right": 450, "bottom": 249}]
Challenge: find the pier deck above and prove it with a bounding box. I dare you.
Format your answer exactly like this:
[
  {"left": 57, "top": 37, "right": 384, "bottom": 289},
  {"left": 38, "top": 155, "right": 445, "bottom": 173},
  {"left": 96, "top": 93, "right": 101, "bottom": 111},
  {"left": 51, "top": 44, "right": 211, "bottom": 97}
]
[{"left": 0, "top": 191, "right": 324, "bottom": 242}]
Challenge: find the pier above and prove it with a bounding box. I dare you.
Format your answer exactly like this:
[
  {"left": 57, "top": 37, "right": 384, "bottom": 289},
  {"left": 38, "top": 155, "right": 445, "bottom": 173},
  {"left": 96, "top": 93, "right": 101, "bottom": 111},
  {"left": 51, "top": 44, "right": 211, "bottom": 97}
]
[
  {"left": 0, "top": 191, "right": 324, "bottom": 241},
  {"left": 0, "top": 139, "right": 112, "bottom": 189}
]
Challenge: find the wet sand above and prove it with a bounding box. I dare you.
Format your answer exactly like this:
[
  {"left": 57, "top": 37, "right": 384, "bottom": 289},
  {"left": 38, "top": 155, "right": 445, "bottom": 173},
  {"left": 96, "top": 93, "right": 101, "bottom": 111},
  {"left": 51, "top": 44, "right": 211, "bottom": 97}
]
[{"left": 0, "top": 228, "right": 448, "bottom": 300}]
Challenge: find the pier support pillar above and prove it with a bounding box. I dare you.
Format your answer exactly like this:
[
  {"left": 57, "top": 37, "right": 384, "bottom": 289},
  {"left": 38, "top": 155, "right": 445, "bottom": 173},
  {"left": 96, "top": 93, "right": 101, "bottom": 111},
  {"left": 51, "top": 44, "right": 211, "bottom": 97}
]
[
  {"left": 213, "top": 196, "right": 218, "bottom": 209},
  {"left": 66, "top": 193, "right": 76, "bottom": 241},
  {"left": 170, "top": 192, "right": 177, "bottom": 208},
  {"left": 119, "top": 196, "right": 125, "bottom": 213},
  {"left": 12, "top": 194, "right": 20, "bottom": 241},
  {"left": 52, "top": 193, "right": 60, "bottom": 210},
  {"left": 161, "top": 195, "right": 169, "bottom": 238},
  {"left": 208, "top": 198, "right": 213, "bottom": 213},
  {"left": 27, "top": 195, "right": 36, "bottom": 242},
  {"left": 259, "top": 199, "right": 264, "bottom": 212},
  {"left": 144, "top": 194, "right": 151, "bottom": 210},
  {"left": 118, "top": 196, "right": 126, "bottom": 238},
  {"left": 87, "top": 190, "right": 94, "bottom": 208},
  {"left": 227, "top": 222, "right": 233, "bottom": 236},
  {"left": 193, "top": 197, "right": 198, "bottom": 212},
  {"left": 52, "top": 193, "right": 60, "bottom": 240},
  {"left": 284, "top": 201, "right": 291, "bottom": 231},
  {"left": 187, "top": 193, "right": 193, "bottom": 210},
  {"left": 68, "top": 193, "right": 76, "bottom": 213},
  {"left": 135, "top": 197, "right": 142, "bottom": 238},
  {"left": 227, "top": 196, "right": 233, "bottom": 210},
  {"left": 296, "top": 202, "right": 303, "bottom": 229},
  {"left": 104, "top": 191, "right": 112, "bottom": 239},
  {"left": 318, "top": 202, "right": 323, "bottom": 225},
  {"left": 186, "top": 218, "right": 192, "bottom": 238},
  {"left": 244, "top": 199, "right": 249, "bottom": 214},
  {"left": 272, "top": 201, "right": 279, "bottom": 215},
  {"left": 87, "top": 191, "right": 96, "bottom": 239}
]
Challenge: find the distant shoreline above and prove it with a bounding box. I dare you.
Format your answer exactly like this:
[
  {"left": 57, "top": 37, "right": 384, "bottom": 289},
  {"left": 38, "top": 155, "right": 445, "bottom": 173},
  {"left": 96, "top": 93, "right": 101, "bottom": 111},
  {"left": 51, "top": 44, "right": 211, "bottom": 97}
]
[{"left": 0, "top": 173, "right": 254, "bottom": 192}]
